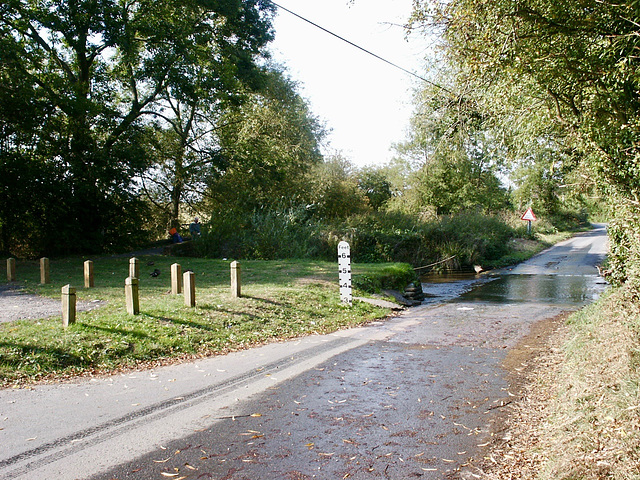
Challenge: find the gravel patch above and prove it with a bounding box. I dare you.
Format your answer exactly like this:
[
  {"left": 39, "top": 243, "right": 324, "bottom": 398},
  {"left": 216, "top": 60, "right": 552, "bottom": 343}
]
[{"left": 0, "top": 285, "right": 105, "bottom": 323}]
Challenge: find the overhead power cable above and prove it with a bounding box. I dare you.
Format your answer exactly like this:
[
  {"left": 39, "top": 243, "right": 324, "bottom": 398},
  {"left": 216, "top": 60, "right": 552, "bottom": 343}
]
[{"left": 266, "top": 0, "right": 453, "bottom": 94}]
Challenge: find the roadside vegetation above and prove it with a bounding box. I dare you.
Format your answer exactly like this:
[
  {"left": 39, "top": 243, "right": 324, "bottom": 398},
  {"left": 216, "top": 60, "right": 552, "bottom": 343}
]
[
  {"left": 479, "top": 286, "right": 640, "bottom": 480},
  {"left": 403, "top": 1, "right": 640, "bottom": 478}
]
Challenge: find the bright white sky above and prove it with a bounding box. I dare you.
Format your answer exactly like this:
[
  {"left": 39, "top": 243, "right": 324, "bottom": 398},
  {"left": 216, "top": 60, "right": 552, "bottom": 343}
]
[{"left": 268, "top": 0, "right": 429, "bottom": 168}]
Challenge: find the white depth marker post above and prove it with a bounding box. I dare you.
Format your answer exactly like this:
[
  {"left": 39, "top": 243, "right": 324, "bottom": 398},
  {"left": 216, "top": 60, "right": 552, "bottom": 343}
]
[{"left": 338, "top": 241, "right": 352, "bottom": 305}]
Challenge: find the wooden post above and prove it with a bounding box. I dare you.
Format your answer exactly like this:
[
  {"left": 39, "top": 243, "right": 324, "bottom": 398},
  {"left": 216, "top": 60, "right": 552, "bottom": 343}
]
[
  {"left": 230, "top": 261, "right": 241, "bottom": 298},
  {"left": 129, "top": 257, "right": 140, "bottom": 279},
  {"left": 171, "top": 263, "right": 182, "bottom": 295},
  {"left": 61, "top": 284, "right": 76, "bottom": 327},
  {"left": 7, "top": 258, "right": 16, "bottom": 282},
  {"left": 40, "top": 257, "right": 50, "bottom": 284},
  {"left": 84, "top": 260, "right": 94, "bottom": 288},
  {"left": 183, "top": 271, "right": 196, "bottom": 307},
  {"left": 125, "top": 277, "right": 140, "bottom": 315}
]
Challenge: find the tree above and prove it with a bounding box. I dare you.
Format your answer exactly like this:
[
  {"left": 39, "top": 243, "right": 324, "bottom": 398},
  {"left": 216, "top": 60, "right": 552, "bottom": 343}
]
[
  {"left": 206, "top": 67, "right": 325, "bottom": 215},
  {"left": 356, "top": 167, "right": 392, "bottom": 211},
  {"left": 410, "top": 0, "right": 640, "bottom": 282},
  {"left": 0, "top": 0, "right": 275, "bottom": 253},
  {"left": 393, "top": 74, "right": 509, "bottom": 215},
  {"left": 308, "top": 155, "right": 370, "bottom": 219}
]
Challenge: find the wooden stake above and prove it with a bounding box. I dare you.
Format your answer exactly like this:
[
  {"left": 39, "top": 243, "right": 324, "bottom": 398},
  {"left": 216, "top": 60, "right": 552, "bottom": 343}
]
[
  {"left": 40, "top": 257, "right": 50, "bottom": 284},
  {"left": 84, "top": 260, "right": 94, "bottom": 288},
  {"left": 231, "top": 261, "right": 241, "bottom": 298},
  {"left": 125, "top": 277, "right": 140, "bottom": 315},
  {"left": 184, "top": 271, "right": 196, "bottom": 307},
  {"left": 61, "top": 284, "right": 76, "bottom": 327},
  {"left": 171, "top": 263, "right": 182, "bottom": 295}
]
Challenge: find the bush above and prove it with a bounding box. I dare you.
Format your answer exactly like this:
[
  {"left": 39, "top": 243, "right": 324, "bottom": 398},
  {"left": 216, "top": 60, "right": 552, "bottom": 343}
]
[
  {"left": 183, "top": 207, "right": 333, "bottom": 260},
  {"left": 353, "top": 263, "right": 418, "bottom": 293},
  {"left": 174, "top": 208, "right": 521, "bottom": 271}
]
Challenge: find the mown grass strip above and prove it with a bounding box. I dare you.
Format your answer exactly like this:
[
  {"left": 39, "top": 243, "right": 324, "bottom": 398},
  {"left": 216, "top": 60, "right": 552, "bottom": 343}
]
[{"left": 0, "top": 257, "right": 408, "bottom": 387}]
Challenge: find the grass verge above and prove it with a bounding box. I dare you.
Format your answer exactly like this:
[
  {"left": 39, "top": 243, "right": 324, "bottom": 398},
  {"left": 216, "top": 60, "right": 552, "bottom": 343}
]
[
  {"left": 0, "top": 256, "right": 409, "bottom": 387},
  {"left": 478, "top": 286, "right": 640, "bottom": 479}
]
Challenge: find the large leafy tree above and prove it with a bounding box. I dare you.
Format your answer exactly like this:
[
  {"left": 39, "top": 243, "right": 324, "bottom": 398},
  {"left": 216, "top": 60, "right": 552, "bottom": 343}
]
[
  {"left": 206, "top": 67, "right": 325, "bottom": 214},
  {"left": 410, "top": 0, "right": 640, "bottom": 282},
  {"left": 0, "top": 0, "right": 274, "bottom": 253},
  {"left": 394, "top": 75, "right": 509, "bottom": 215}
]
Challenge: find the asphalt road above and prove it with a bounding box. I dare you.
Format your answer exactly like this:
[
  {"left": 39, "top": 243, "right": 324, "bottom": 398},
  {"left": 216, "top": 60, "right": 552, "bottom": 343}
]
[{"left": 0, "top": 226, "right": 609, "bottom": 480}]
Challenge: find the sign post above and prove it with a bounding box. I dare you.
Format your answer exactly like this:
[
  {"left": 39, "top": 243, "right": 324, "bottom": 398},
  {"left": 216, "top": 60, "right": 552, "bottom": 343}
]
[
  {"left": 338, "top": 241, "right": 352, "bottom": 305},
  {"left": 521, "top": 207, "right": 537, "bottom": 234}
]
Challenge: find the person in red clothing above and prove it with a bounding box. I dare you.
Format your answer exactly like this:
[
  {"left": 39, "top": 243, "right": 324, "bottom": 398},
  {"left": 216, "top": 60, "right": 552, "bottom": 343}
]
[{"left": 169, "top": 227, "right": 183, "bottom": 243}]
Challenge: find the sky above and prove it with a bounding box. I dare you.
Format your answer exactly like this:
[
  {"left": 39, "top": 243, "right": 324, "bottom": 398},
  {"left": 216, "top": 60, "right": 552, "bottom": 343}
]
[{"left": 268, "top": 0, "right": 429, "bottom": 168}]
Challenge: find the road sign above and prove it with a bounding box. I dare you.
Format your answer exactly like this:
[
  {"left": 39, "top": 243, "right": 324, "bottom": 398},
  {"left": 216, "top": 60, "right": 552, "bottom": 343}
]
[
  {"left": 338, "top": 241, "right": 352, "bottom": 305},
  {"left": 521, "top": 207, "right": 537, "bottom": 222}
]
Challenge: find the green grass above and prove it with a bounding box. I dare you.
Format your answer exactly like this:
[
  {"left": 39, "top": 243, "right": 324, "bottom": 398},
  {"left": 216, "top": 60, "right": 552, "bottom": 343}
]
[
  {"left": 0, "top": 256, "right": 407, "bottom": 387},
  {"left": 529, "top": 287, "right": 640, "bottom": 480}
]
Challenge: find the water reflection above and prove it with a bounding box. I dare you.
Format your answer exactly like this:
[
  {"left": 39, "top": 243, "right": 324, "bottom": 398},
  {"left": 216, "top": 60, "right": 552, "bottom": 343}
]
[
  {"left": 421, "top": 273, "right": 608, "bottom": 306},
  {"left": 459, "top": 274, "right": 607, "bottom": 305},
  {"left": 420, "top": 273, "right": 490, "bottom": 305}
]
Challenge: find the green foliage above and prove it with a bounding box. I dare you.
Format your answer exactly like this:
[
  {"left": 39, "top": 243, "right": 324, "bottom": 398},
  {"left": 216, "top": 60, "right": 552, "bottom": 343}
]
[
  {"left": 606, "top": 204, "right": 640, "bottom": 289},
  {"left": 190, "top": 206, "right": 521, "bottom": 273},
  {"left": 352, "top": 263, "right": 418, "bottom": 293},
  {"left": 393, "top": 73, "right": 510, "bottom": 216},
  {"left": 307, "top": 156, "right": 371, "bottom": 219},
  {"left": 410, "top": 0, "right": 639, "bottom": 283},
  {"left": 177, "top": 207, "right": 331, "bottom": 261},
  {"left": 205, "top": 68, "right": 325, "bottom": 216},
  {"left": 0, "top": 0, "right": 275, "bottom": 254},
  {"left": 356, "top": 168, "right": 393, "bottom": 211}
]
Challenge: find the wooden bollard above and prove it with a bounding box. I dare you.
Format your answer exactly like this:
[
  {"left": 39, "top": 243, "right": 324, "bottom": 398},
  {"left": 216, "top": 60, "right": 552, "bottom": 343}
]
[
  {"left": 171, "top": 263, "right": 182, "bottom": 295},
  {"left": 84, "top": 260, "right": 94, "bottom": 288},
  {"left": 183, "top": 271, "right": 196, "bottom": 307},
  {"left": 40, "top": 257, "right": 50, "bottom": 284},
  {"left": 61, "top": 284, "right": 76, "bottom": 327},
  {"left": 7, "top": 258, "right": 16, "bottom": 282},
  {"left": 230, "top": 261, "right": 241, "bottom": 298},
  {"left": 129, "top": 257, "right": 139, "bottom": 279},
  {"left": 125, "top": 277, "right": 140, "bottom": 315}
]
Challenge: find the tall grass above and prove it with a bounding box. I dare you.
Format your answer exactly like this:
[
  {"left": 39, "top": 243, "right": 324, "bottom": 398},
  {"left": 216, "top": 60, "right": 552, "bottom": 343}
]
[
  {"left": 539, "top": 288, "right": 640, "bottom": 479},
  {"left": 183, "top": 208, "right": 530, "bottom": 269}
]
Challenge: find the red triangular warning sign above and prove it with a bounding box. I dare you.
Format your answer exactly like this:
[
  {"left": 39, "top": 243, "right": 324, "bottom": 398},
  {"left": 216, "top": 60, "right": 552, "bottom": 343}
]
[{"left": 521, "top": 207, "right": 537, "bottom": 221}]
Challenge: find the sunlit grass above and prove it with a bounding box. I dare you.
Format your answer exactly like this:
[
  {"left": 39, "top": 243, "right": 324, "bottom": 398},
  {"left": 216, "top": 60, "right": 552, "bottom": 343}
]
[{"left": 0, "top": 256, "right": 404, "bottom": 386}]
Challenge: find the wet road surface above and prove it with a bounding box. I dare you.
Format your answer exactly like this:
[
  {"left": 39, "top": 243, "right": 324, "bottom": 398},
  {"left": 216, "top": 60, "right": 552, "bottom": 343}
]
[{"left": 0, "top": 226, "right": 608, "bottom": 480}]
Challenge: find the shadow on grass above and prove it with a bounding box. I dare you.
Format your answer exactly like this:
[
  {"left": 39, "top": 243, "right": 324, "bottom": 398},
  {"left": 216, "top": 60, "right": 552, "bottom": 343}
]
[
  {"left": 80, "top": 323, "right": 153, "bottom": 340},
  {"left": 144, "top": 313, "right": 224, "bottom": 333},
  {"left": 0, "top": 341, "right": 85, "bottom": 370}
]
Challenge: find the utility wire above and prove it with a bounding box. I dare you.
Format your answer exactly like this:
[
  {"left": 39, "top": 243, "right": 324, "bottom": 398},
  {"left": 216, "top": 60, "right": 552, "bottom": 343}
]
[{"left": 266, "top": 0, "right": 453, "bottom": 94}]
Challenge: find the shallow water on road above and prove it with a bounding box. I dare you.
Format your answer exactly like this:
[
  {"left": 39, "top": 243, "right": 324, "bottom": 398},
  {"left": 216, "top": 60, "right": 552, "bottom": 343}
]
[
  {"left": 421, "top": 272, "right": 608, "bottom": 307},
  {"left": 459, "top": 274, "right": 607, "bottom": 305}
]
